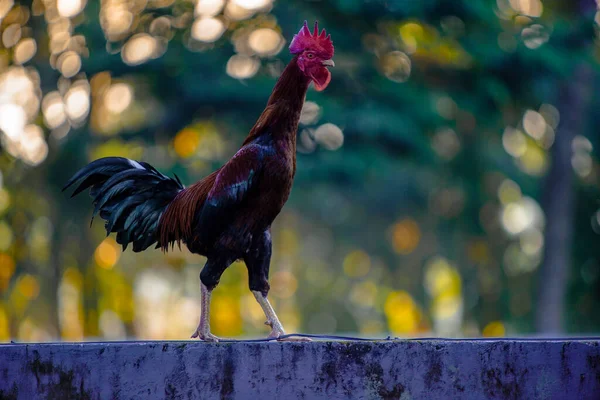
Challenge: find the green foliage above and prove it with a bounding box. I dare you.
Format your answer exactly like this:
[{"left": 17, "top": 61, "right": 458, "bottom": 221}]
[{"left": 0, "top": 0, "right": 598, "bottom": 340}]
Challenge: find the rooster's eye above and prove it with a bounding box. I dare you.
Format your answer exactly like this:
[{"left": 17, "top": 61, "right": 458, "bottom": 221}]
[{"left": 306, "top": 53, "right": 314, "bottom": 59}]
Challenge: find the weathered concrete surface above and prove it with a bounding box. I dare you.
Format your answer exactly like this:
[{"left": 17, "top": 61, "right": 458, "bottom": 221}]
[{"left": 0, "top": 339, "right": 599, "bottom": 400}]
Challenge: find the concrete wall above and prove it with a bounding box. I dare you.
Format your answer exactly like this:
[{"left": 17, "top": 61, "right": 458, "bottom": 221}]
[{"left": 1, "top": 339, "right": 599, "bottom": 399}]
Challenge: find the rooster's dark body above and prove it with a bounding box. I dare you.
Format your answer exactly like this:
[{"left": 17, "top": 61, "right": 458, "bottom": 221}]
[{"left": 64, "top": 21, "right": 334, "bottom": 340}]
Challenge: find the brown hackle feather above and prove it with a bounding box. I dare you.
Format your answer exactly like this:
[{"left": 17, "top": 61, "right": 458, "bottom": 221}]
[{"left": 158, "top": 170, "right": 218, "bottom": 251}]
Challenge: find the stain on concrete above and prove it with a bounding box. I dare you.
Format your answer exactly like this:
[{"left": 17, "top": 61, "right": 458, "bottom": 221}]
[
  {"left": 27, "top": 350, "right": 56, "bottom": 387},
  {"left": 0, "top": 383, "right": 18, "bottom": 400},
  {"left": 318, "top": 360, "right": 338, "bottom": 390},
  {"left": 220, "top": 346, "right": 236, "bottom": 399},
  {"left": 25, "top": 350, "right": 93, "bottom": 400},
  {"left": 164, "top": 342, "right": 193, "bottom": 400},
  {"left": 481, "top": 364, "right": 524, "bottom": 400},
  {"left": 587, "top": 353, "right": 600, "bottom": 384},
  {"left": 365, "top": 362, "right": 405, "bottom": 400},
  {"left": 424, "top": 353, "right": 443, "bottom": 389},
  {"left": 561, "top": 342, "right": 572, "bottom": 381}
]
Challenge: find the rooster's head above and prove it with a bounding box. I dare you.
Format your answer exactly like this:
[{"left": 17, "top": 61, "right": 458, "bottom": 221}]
[{"left": 289, "top": 21, "right": 334, "bottom": 92}]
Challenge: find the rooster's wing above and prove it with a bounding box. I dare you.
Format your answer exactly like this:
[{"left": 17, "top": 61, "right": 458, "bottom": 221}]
[{"left": 194, "top": 143, "right": 272, "bottom": 246}]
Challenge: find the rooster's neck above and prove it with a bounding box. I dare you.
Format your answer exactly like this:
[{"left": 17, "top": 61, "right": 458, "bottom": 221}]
[
  {"left": 244, "top": 56, "right": 310, "bottom": 146},
  {"left": 267, "top": 56, "right": 310, "bottom": 110}
]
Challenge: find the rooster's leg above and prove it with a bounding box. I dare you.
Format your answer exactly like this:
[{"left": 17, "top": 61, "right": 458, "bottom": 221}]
[
  {"left": 245, "top": 230, "right": 284, "bottom": 338},
  {"left": 251, "top": 292, "right": 310, "bottom": 341},
  {"left": 245, "top": 230, "right": 309, "bottom": 341},
  {"left": 251, "top": 291, "right": 285, "bottom": 338},
  {"left": 191, "top": 283, "right": 219, "bottom": 342},
  {"left": 192, "top": 257, "right": 231, "bottom": 341}
]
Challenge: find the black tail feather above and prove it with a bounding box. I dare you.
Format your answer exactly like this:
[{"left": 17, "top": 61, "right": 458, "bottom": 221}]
[{"left": 64, "top": 157, "right": 184, "bottom": 252}]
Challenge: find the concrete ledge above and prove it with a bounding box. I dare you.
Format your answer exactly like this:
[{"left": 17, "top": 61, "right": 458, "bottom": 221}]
[{"left": 1, "top": 339, "right": 599, "bottom": 399}]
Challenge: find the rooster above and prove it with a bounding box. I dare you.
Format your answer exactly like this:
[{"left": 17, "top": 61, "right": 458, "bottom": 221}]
[{"left": 64, "top": 21, "right": 335, "bottom": 341}]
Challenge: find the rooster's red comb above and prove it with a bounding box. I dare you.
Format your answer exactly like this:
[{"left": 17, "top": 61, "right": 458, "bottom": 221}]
[{"left": 289, "top": 21, "right": 334, "bottom": 59}]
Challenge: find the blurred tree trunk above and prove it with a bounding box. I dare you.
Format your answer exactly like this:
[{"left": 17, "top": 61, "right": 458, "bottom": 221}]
[{"left": 536, "top": 64, "right": 593, "bottom": 334}]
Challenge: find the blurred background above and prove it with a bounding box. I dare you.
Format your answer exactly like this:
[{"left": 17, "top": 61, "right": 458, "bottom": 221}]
[{"left": 0, "top": 0, "right": 599, "bottom": 342}]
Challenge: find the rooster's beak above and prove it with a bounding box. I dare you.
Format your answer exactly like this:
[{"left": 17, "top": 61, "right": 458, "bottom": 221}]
[{"left": 321, "top": 59, "right": 335, "bottom": 67}]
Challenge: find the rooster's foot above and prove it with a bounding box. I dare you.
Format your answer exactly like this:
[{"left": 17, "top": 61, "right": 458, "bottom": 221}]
[
  {"left": 265, "top": 324, "right": 312, "bottom": 342},
  {"left": 191, "top": 328, "right": 220, "bottom": 342}
]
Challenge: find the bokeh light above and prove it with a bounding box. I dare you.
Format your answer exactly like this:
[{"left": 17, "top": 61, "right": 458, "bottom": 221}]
[
  {"left": 191, "top": 17, "right": 226, "bottom": 43},
  {"left": 104, "top": 83, "right": 133, "bottom": 114},
  {"left": 482, "top": 321, "right": 506, "bottom": 337},
  {"left": 226, "top": 54, "right": 259, "bottom": 79},
  {"left": 391, "top": 219, "right": 421, "bottom": 255},
  {"left": 385, "top": 291, "right": 422, "bottom": 335},
  {"left": 248, "top": 28, "right": 284, "bottom": 56},
  {"left": 343, "top": 250, "right": 371, "bottom": 278},
  {"left": 65, "top": 81, "right": 91, "bottom": 123},
  {"left": 13, "top": 38, "right": 36, "bottom": 64},
  {"left": 122, "top": 34, "right": 159, "bottom": 66},
  {"left": 195, "top": 0, "right": 226, "bottom": 17},
  {"left": 509, "top": 0, "right": 543, "bottom": 17},
  {"left": 94, "top": 238, "right": 121, "bottom": 270},
  {"left": 381, "top": 51, "right": 411, "bottom": 83},
  {"left": 313, "top": 123, "right": 344, "bottom": 150},
  {"left": 57, "top": 0, "right": 86, "bottom": 18}
]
